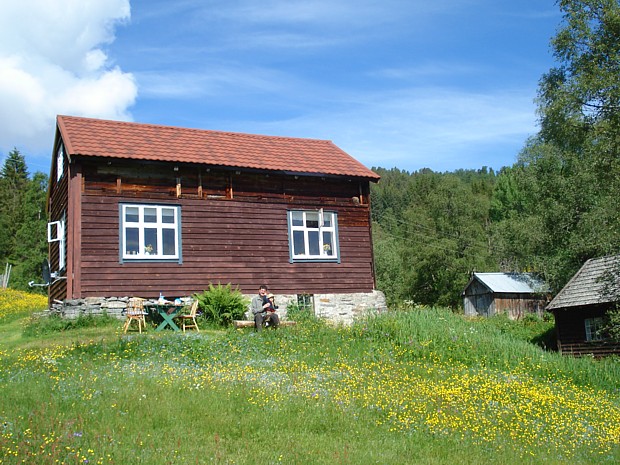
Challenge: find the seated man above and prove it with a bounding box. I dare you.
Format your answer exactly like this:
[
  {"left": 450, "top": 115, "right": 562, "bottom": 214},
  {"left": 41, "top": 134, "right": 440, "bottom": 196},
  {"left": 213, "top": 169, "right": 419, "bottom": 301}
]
[{"left": 250, "top": 284, "right": 280, "bottom": 331}]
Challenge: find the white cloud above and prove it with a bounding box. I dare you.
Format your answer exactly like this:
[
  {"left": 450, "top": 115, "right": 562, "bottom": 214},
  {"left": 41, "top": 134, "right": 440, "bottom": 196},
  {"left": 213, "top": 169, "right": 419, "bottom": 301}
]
[{"left": 0, "top": 0, "right": 136, "bottom": 165}]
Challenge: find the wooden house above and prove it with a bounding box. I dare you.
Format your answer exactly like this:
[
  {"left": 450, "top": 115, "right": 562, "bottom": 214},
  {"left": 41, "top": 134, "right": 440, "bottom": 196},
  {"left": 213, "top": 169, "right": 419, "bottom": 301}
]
[
  {"left": 462, "top": 272, "right": 549, "bottom": 319},
  {"left": 546, "top": 255, "right": 620, "bottom": 357},
  {"left": 46, "top": 115, "right": 384, "bottom": 320}
]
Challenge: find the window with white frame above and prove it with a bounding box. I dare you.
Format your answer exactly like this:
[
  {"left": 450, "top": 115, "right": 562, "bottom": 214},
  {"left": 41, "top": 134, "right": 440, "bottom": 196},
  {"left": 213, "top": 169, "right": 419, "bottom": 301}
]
[
  {"left": 585, "top": 317, "right": 605, "bottom": 342},
  {"left": 56, "top": 143, "right": 64, "bottom": 182},
  {"left": 288, "top": 210, "right": 339, "bottom": 262},
  {"left": 120, "top": 204, "right": 181, "bottom": 261},
  {"left": 47, "top": 212, "right": 66, "bottom": 271}
]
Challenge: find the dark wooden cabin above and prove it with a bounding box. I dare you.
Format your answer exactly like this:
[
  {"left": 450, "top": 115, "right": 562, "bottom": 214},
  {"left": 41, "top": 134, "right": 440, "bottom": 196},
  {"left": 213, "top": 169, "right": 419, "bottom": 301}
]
[
  {"left": 46, "top": 115, "right": 381, "bottom": 304},
  {"left": 462, "top": 272, "right": 549, "bottom": 319},
  {"left": 547, "top": 255, "right": 620, "bottom": 357}
]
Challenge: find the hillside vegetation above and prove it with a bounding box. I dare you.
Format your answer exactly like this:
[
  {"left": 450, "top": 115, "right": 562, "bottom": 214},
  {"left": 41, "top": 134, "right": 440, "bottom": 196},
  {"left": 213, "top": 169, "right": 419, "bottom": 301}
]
[{"left": 1, "top": 299, "right": 619, "bottom": 465}]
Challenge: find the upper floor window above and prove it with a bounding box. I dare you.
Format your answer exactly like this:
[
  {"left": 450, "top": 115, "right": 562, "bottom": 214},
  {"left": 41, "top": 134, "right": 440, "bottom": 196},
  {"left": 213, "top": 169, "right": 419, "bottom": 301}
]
[
  {"left": 56, "top": 143, "right": 64, "bottom": 181},
  {"left": 120, "top": 204, "right": 181, "bottom": 262},
  {"left": 288, "top": 210, "right": 339, "bottom": 262}
]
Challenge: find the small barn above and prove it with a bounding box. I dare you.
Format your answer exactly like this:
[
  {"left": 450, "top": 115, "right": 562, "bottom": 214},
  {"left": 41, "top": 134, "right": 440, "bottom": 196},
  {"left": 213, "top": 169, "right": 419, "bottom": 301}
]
[
  {"left": 546, "top": 255, "right": 620, "bottom": 357},
  {"left": 45, "top": 115, "right": 386, "bottom": 323},
  {"left": 462, "top": 272, "right": 549, "bottom": 319}
]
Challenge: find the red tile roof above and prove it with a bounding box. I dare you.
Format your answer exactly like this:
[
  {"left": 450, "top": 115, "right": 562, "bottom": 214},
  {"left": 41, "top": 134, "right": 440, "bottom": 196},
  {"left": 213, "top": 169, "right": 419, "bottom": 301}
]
[{"left": 56, "top": 115, "right": 380, "bottom": 180}]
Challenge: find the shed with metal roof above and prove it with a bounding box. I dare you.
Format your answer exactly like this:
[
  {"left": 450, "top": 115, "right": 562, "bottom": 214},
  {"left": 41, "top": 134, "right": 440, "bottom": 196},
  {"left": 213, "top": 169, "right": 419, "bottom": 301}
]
[{"left": 462, "top": 272, "right": 550, "bottom": 319}]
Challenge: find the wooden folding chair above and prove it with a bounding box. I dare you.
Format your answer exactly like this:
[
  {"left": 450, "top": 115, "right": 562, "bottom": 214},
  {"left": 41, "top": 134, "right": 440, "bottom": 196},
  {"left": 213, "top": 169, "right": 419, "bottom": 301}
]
[
  {"left": 123, "top": 297, "right": 147, "bottom": 333},
  {"left": 179, "top": 300, "right": 200, "bottom": 332}
]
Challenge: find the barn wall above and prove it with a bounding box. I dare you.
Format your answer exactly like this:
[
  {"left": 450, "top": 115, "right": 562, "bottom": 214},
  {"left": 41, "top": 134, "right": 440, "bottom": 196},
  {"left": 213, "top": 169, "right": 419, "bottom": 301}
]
[
  {"left": 494, "top": 293, "right": 547, "bottom": 320},
  {"left": 463, "top": 280, "right": 494, "bottom": 317}
]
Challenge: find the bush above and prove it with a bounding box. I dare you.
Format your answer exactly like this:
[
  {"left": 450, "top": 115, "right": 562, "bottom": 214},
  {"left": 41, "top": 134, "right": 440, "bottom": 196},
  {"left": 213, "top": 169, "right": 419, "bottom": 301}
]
[
  {"left": 606, "top": 305, "right": 620, "bottom": 341},
  {"left": 285, "top": 300, "right": 318, "bottom": 323},
  {"left": 194, "top": 283, "right": 249, "bottom": 327}
]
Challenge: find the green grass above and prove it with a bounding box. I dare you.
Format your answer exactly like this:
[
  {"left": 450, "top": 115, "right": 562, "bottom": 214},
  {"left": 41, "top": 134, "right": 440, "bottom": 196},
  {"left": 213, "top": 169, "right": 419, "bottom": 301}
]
[{"left": 1, "top": 299, "right": 619, "bottom": 464}]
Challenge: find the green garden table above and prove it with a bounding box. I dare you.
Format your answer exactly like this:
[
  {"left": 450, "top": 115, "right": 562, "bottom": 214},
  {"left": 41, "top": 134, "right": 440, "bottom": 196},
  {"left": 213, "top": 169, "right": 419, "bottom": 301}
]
[{"left": 146, "top": 303, "right": 184, "bottom": 331}]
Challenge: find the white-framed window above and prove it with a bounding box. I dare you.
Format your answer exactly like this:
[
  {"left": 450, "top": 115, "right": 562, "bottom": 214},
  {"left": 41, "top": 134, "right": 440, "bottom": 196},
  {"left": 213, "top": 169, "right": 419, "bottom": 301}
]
[
  {"left": 287, "top": 209, "right": 339, "bottom": 262},
  {"left": 120, "top": 204, "right": 181, "bottom": 262},
  {"left": 585, "top": 317, "right": 605, "bottom": 342},
  {"left": 56, "top": 143, "right": 64, "bottom": 182},
  {"left": 47, "top": 212, "right": 66, "bottom": 271}
]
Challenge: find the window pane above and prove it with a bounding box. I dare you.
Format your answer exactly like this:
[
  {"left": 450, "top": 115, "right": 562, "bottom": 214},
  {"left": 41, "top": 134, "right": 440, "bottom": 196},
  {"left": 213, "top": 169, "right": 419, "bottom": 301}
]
[
  {"left": 293, "top": 231, "right": 305, "bottom": 255},
  {"left": 291, "top": 211, "right": 303, "bottom": 226},
  {"left": 308, "top": 231, "right": 320, "bottom": 255},
  {"left": 144, "top": 228, "right": 158, "bottom": 255},
  {"left": 126, "top": 228, "right": 139, "bottom": 255},
  {"left": 306, "top": 212, "right": 319, "bottom": 229},
  {"left": 162, "top": 208, "right": 175, "bottom": 224},
  {"left": 144, "top": 207, "right": 157, "bottom": 223},
  {"left": 322, "top": 231, "right": 334, "bottom": 255},
  {"left": 323, "top": 212, "right": 332, "bottom": 227},
  {"left": 162, "top": 229, "right": 176, "bottom": 255},
  {"left": 125, "top": 207, "right": 139, "bottom": 223}
]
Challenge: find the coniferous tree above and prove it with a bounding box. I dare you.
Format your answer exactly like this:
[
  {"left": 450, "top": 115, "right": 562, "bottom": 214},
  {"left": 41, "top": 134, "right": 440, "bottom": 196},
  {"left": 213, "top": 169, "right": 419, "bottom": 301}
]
[{"left": 0, "top": 149, "right": 48, "bottom": 290}]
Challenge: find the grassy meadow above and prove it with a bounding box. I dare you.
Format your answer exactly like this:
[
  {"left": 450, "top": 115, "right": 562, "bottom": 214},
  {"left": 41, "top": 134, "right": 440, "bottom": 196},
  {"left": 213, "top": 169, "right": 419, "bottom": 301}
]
[{"left": 1, "top": 290, "right": 620, "bottom": 464}]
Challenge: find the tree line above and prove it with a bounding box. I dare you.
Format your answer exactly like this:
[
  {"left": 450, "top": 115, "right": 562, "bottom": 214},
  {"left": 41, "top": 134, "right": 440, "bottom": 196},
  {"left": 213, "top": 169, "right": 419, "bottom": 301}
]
[{"left": 2, "top": 0, "right": 619, "bottom": 308}]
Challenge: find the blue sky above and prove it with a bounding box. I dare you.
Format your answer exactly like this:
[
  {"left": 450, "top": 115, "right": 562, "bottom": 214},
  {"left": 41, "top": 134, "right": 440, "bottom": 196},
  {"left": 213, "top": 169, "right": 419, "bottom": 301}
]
[{"left": 0, "top": 0, "right": 561, "bottom": 176}]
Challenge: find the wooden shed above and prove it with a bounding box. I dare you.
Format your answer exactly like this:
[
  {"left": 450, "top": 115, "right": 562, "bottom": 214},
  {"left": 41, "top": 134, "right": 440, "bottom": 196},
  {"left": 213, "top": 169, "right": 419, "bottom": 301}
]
[
  {"left": 46, "top": 115, "right": 383, "bottom": 315},
  {"left": 462, "top": 272, "right": 549, "bottom": 319},
  {"left": 546, "top": 255, "right": 620, "bottom": 357}
]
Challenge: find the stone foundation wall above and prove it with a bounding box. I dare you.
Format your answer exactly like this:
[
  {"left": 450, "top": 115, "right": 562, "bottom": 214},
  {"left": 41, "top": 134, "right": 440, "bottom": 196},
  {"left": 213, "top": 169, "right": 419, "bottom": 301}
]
[
  {"left": 48, "top": 290, "right": 387, "bottom": 325},
  {"left": 244, "top": 290, "right": 388, "bottom": 325},
  {"left": 313, "top": 290, "right": 388, "bottom": 325},
  {"left": 49, "top": 297, "right": 167, "bottom": 320}
]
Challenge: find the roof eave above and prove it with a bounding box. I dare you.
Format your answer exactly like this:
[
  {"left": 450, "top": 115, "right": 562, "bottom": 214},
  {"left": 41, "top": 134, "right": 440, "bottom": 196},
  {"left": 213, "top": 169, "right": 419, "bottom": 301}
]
[{"left": 69, "top": 153, "right": 379, "bottom": 180}]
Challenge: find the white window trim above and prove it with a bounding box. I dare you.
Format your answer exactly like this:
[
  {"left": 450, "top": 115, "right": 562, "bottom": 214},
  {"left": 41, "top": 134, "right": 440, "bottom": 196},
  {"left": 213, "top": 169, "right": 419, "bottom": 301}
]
[
  {"left": 59, "top": 212, "right": 66, "bottom": 271},
  {"left": 120, "top": 204, "right": 182, "bottom": 263},
  {"left": 585, "top": 317, "right": 604, "bottom": 342},
  {"left": 47, "top": 214, "right": 66, "bottom": 271},
  {"left": 47, "top": 221, "right": 63, "bottom": 242},
  {"left": 56, "top": 143, "right": 64, "bottom": 182},
  {"left": 287, "top": 209, "right": 340, "bottom": 263}
]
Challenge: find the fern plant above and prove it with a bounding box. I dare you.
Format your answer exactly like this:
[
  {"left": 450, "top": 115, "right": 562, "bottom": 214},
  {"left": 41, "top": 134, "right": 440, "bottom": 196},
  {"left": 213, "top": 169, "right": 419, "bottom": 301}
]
[{"left": 194, "top": 283, "right": 249, "bottom": 326}]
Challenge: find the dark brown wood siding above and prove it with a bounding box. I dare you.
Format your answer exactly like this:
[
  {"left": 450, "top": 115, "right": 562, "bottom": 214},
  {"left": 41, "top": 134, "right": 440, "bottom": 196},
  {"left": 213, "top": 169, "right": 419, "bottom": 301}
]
[
  {"left": 74, "top": 158, "right": 375, "bottom": 298},
  {"left": 553, "top": 304, "right": 620, "bottom": 357},
  {"left": 47, "top": 139, "right": 68, "bottom": 303}
]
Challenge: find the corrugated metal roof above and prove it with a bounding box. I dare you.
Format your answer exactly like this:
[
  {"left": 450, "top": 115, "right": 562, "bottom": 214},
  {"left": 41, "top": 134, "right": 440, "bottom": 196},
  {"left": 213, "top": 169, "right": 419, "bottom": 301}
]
[
  {"left": 56, "top": 115, "right": 380, "bottom": 180},
  {"left": 546, "top": 255, "right": 620, "bottom": 310},
  {"left": 470, "top": 272, "right": 548, "bottom": 294}
]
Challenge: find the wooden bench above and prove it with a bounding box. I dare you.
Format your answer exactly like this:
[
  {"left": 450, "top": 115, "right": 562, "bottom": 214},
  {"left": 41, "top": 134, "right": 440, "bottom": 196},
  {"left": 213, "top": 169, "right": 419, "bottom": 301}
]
[{"left": 233, "top": 320, "right": 297, "bottom": 329}]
